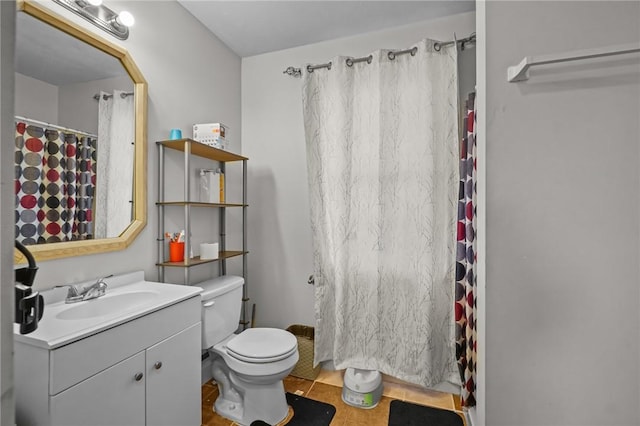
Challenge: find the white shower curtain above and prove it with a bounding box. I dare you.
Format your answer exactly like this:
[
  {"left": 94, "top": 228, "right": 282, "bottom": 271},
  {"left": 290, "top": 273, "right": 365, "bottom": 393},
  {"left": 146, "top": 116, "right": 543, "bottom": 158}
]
[
  {"left": 95, "top": 90, "right": 134, "bottom": 239},
  {"left": 303, "top": 39, "right": 460, "bottom": 388}
]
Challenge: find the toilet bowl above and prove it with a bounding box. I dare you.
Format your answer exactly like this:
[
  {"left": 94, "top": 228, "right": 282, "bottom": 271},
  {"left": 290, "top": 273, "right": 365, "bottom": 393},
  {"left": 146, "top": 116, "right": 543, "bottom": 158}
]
[
  {"left": 210, "top": 329, "right": 299, "bottom": 424},
  {"left": 199, "top": 276, "right": 299, "bottom": 426}
]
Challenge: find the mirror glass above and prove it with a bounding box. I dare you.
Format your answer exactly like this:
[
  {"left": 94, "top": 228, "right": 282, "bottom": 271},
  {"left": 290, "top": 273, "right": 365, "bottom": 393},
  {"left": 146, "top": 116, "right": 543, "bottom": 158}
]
[
  {"left": 14, "top": 2, "right": 147, "bottom": 262},
  {"left": 15, "top": 11, "right": 134, "bottom": 244}
]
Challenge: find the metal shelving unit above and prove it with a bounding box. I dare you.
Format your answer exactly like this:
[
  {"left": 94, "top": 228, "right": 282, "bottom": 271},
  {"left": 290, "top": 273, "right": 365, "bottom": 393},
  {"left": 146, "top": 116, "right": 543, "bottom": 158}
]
[{"left": 156, "top": 138, "right": 250, "bottom": 328}]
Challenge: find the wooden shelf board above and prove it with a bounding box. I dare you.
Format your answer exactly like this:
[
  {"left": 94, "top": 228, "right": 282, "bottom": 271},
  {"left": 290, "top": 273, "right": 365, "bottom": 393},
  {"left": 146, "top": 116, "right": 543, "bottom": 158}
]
[
  {"left": 156, "top": 139, "right": 247, "bottom": 162},
  {"left": 156, "top": 201, "right": 246, "bottom": 207},
  {"left": 156, "top": 250, "right": 247, "bottom": 268}
]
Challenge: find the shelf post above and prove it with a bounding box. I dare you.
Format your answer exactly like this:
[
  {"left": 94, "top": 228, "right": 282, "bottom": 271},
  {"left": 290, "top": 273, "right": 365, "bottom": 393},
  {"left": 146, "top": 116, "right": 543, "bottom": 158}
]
[
  {"left": 242, "top": 159, "right": 248, "bottom": 329},
  {"left": 184, "top": 140, "right": 191, "bottom": 284},
  {"left": 157, "top": 143, "right": 165, "bottom": 282},
  {"left": 220, "top": 162, "right": 226, "bottom": 276}
]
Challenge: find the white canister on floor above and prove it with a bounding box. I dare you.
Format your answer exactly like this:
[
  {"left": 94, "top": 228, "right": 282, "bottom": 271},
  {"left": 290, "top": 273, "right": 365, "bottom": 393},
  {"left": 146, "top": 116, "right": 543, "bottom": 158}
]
[{"left": 341, "top": 368, "right": 383, "bottom": 409}]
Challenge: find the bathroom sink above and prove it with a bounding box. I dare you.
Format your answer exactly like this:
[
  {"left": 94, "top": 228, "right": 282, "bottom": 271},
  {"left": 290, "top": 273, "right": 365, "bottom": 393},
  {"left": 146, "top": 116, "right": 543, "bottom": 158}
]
[
  {"left": 55, "top": 291, "right": 159, "bottom": 320},
  {"left": 13, "top": 271, "right": 203, "bottom": 349}
]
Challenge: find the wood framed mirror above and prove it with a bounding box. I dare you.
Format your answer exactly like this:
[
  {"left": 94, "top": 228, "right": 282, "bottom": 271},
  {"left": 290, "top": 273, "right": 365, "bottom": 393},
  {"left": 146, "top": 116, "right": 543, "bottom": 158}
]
[{"left": 14, "top": 0, "right": 147, "bottom": 263}]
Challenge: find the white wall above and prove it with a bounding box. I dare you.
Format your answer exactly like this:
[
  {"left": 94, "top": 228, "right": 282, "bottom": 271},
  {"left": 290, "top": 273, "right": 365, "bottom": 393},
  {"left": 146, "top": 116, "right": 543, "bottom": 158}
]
[
  {"left": 0, "top": 2, "right": 16, "bottom": 423},
  {"left": 15, "top": 72, "right": 58, "bottom": 123},
  {"left": 482, "top": 1, "right": 640, "bottom": 425},
  {"left": 58, "top": 74, "right": 133, "bottom": 134},
  {"left": 14, "top": 72, "right": 133, "bottom": 136},
  {"left": 471, "top": 3, "right": 487, "bottom": 425},
  {"left": 242, "top": 12, "right": 475, "bottom": 330},
  {"left": 21, "top": 0, "right": 241, "bottom": 289}
]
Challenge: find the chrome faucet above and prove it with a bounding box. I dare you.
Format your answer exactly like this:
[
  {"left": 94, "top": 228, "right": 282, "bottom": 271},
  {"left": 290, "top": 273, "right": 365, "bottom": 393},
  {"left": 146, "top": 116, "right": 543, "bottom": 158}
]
[{"left": 55, "top": 275, "right": 112, "bottom": 303}]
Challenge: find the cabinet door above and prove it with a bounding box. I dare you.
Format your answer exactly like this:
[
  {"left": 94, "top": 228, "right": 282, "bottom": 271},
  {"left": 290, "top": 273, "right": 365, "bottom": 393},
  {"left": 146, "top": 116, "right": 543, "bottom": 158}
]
[
  {"left": 146, "top": 323, "right": 201, "bottom": 426},
  {"left": 50, "top": 351, "right": 146, "bottom": 426}
]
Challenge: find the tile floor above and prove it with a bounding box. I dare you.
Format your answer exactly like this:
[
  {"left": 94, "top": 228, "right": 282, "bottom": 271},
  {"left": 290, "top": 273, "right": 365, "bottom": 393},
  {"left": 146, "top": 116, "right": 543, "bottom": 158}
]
[{"left": 201, "top": 369, "right": 465, "bottom": 426}]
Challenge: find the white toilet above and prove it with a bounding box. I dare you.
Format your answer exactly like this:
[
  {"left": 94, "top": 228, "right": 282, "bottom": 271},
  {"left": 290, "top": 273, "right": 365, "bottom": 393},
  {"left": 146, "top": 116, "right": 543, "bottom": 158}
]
[{"left": 199, "top": 275, "right": 299, "bottom": 426}]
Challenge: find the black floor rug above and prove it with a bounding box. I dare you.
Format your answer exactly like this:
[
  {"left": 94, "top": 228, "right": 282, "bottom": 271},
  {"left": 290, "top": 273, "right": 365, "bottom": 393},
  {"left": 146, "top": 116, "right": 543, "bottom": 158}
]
[
  {"left": 251, "top": 392, "right": 336, "bottom": 426},
  {"left": 388, "top": 400, "right": 463, "bottom": 426}
]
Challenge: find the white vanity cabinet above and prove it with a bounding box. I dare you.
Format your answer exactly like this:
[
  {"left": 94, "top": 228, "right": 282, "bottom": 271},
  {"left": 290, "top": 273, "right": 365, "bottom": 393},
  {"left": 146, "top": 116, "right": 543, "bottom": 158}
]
[
  {"left": 50, "top": 351, "right": 146, "bottom": 425},
  {"left": 14, "top": 281, "right": 202, "bottom": 426},
  {"left": 146, "top": 323, "right": 200, "bottom": 426}
]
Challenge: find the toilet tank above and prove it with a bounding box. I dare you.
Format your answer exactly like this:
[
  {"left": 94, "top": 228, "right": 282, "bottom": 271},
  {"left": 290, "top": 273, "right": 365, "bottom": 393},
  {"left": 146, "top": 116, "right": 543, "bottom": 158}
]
[{"left": 198, "top": 275, "right": 244, "bottom": 349}]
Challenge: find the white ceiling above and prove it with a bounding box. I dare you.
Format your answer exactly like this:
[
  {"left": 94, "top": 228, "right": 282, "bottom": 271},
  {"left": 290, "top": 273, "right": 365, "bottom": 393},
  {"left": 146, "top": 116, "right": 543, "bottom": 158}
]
[{"left": 177, "top": 1, "right": 475, "bottom": 57}]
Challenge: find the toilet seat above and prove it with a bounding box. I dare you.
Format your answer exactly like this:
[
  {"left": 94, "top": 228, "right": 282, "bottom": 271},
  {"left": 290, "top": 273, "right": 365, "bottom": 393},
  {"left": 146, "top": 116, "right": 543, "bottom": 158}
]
[
  {"left": 228, "top": 345, "right": 298, "bottom": 363},
  {"left": 226, "top": 328, "right": 297, "bottom": 364}
]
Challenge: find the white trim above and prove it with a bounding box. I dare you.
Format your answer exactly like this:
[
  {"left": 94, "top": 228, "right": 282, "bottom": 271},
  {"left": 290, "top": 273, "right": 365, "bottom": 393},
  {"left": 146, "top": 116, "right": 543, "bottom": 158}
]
[
  {"left": 0, "top": 2, "right": 16, "bottom": 424},
  {"left": 471, "top": 1, "right": 486, "bottom": 425}
]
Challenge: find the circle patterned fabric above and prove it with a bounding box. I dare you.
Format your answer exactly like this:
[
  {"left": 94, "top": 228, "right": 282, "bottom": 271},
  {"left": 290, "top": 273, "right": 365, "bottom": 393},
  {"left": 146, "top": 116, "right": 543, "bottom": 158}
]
[
  {"left": 15, "top": 122, "right": 96, "bottom": 245},
  {"left": 455, "top": 93, "right": 477, "bottom": 408}
]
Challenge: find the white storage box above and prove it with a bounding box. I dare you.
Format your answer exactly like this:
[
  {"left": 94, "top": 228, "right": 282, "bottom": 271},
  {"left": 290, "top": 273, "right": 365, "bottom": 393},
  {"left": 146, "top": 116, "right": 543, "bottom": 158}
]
[
  {"left": 193, "top": 123, "right": 228, "bottom": 150},
  {"left": 200, "top": 243, "right": 219, "bottom": 260}
]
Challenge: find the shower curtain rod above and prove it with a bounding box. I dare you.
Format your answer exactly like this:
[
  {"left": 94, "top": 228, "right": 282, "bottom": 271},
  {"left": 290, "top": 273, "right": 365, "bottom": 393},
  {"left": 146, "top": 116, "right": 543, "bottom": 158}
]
[
  {"left": 92, "top": 91, "right": 134, "bottom": 101},
  {"left": 15, "top": 115, "right": 98, "bottom": 138},
  {"left": 283, "top": 32, "right": 476, "bottom": 77}
]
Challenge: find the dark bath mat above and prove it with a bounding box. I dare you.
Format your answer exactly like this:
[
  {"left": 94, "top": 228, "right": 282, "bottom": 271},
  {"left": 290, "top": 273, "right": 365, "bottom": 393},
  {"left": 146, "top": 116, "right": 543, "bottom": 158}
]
[
  {"left": 388, "top": 400, "right": 463, "bottom": 426},
  {"left": 251, "top": 392, "right": 336, "bottom": 426}
]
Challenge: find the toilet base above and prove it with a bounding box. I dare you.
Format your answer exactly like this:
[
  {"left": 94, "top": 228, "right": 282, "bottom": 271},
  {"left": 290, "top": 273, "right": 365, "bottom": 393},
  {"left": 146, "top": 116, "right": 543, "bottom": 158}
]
[
  {"left": 211, "top": 356, "right": 290, "bottom": 426},
  {"left": 214, "top": 395, "right": 244, "bottom": 424},
  {"left": 214, "top": 378, "right": 288, "bottom": 426}
]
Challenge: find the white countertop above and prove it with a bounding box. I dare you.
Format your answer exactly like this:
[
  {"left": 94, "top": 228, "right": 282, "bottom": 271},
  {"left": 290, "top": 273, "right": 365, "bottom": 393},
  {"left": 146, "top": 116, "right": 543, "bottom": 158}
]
[{"left": 14, "top": 272, "right": 202, "bottom": 350}]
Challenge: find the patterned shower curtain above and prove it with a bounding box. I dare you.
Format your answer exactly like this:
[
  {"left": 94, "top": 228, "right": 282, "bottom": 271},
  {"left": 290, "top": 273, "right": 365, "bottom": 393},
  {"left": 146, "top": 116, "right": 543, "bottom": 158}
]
[
  {"left": 304, "top": 39, "right": 460, "bottom": 388},
  {"left": 455, "top": 92, "right": 477, "bottom": 407},
  {"left": 15, "top": 122, "right": 97, "bottom": 244}
]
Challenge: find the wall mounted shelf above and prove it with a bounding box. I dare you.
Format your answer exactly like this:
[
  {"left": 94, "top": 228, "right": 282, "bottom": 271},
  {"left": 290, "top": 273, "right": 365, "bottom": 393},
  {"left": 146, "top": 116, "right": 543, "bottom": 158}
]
[
  {"left": 156, "top": 201, "right": 247, "bottom": 208},
  {"left": 157, "top": 250, "right": 247, "bottom": 268}
]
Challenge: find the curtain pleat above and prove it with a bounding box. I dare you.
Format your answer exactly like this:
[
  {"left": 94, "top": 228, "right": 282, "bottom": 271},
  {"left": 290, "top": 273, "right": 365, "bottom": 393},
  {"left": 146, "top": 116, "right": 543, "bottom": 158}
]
[
  {"left": 455, "top": 92, "right": 477, "bottom": 407},
  {"left": 74, "top": 134, "right": 97, "bottom": 240}
]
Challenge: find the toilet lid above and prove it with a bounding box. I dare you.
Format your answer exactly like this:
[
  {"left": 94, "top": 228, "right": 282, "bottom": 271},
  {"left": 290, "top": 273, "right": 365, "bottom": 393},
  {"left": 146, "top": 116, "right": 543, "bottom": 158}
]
[{"left": 226, "top": 328, "right": 297, "bottom": 363}]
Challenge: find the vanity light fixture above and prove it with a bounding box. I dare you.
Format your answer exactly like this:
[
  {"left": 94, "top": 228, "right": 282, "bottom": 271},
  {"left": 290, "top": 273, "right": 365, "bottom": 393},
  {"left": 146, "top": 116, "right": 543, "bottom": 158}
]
[
  {"left": 109, "top": 10, "right": 134, "bottom": 32},
  {"left": 77, "top": 0, "right": 103, "bottom": 6},
  {"left": 52, "top": 0, "right": 134, "bottom": 40}
]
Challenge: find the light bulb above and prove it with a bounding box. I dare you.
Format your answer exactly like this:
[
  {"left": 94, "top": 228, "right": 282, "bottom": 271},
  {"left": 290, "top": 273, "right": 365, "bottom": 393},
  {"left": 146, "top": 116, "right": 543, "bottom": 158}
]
[
  {"left": 87, "top": 0, "right": 102, "bottom": 5},
  {"left": 117, "top": 11, "right": 135, "bottom": 27}
]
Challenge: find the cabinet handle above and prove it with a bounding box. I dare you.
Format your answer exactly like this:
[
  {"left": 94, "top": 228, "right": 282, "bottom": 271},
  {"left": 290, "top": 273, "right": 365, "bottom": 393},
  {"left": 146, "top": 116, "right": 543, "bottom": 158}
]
[
  {"left": 134, "top": 372, "right": 144, "bottom": 381},
  {"left": 154, "top": 361, "right": 163, "bottom": 370},
  {"left": 203, "top": 301, "right": 215, "bottom": 308}
]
